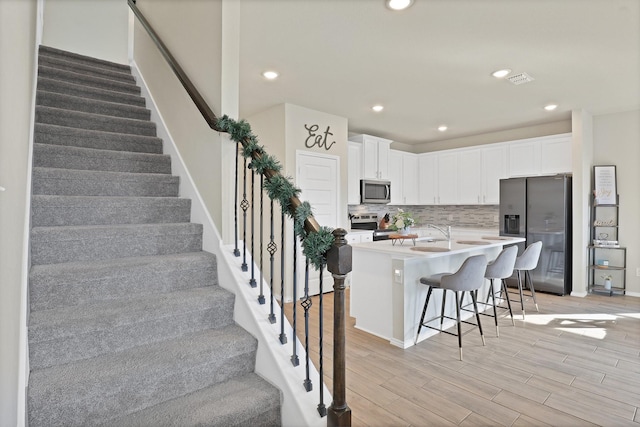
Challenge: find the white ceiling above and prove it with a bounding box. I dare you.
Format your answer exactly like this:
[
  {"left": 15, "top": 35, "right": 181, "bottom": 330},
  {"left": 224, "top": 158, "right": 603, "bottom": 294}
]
[{"left": 238, "top": 0, "right": 640, "bottom": 147}]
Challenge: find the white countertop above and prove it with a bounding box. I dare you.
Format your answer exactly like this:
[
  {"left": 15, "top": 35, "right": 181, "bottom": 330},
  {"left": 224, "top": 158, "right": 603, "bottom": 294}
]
[{"left": 351, "top": 234, "right": 523, "bottom": 258}]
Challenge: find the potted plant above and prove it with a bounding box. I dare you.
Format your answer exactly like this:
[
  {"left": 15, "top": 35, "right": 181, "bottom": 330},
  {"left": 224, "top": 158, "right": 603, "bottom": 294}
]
[
  {"left": 390, "top": 209, "right": 415, "bottom": 235},
  {"left": 601, "top": 274, "right": 612, "bottom": 290}
]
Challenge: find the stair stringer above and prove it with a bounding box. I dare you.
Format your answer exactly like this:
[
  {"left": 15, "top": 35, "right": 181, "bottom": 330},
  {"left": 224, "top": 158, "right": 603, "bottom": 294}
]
[{"left": 131, "top": 62, "right": 331, "bottom": 427}]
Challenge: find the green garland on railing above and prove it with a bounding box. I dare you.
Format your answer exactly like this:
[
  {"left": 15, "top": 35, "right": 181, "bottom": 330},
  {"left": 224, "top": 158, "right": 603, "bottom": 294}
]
[{"left": 217, "top": 115, "right": 334, "bottom": 270}]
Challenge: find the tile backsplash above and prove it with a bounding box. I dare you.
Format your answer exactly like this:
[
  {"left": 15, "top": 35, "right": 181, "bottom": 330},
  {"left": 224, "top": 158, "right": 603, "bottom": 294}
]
[{"left": 349, "top": 204, "right": 499, "bottom": 229}]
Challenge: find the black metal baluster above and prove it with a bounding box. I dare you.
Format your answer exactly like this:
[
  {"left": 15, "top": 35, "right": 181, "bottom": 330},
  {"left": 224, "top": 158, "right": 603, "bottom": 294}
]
[
  {"left": 279, "top": 212, "right": 287, "bottom": 344},
  {"left": 317, "top": 262, "right": 326, "bottom": 416},
  {"left": 240, "top": 155, "right": 248, "bottom": 271},
  {"left": 267, "top": 199, "right": 276, "bottom": 323},
  {"left": 249, "top": 167, "right": 256, "bottom": 287},
  {"left": 233, "top": 142, "right": 240, "bottom": 257},
  {"left": 302, "top": 259, "right": 312, "bottom": 392},
  {"left": 258, "top": 175, "right": 265, "bottom": 304},
  {"left": 291, "top": 236, "right": 299, "bottom": 366}
]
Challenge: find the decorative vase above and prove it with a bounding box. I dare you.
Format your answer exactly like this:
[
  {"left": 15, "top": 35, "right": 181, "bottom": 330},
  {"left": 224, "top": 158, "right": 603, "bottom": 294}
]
[
  {"left": 399, "top": 227, "right": 409, "bottom": 235},
  {"left": 604, "top": 279, "right": 612, "bottom": 290}
]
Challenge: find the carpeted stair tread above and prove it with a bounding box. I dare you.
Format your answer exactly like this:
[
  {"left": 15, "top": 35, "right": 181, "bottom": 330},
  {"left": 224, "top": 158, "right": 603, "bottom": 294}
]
[
  {"left": 36, "top": 105, "right": 156, "bottom": 136},
  {"left": 37, "top": 90, "right": 151, "bottom": 121},
  {"left": 31, "top": 195, "right": 190, "bottom": 227},
  {"left": 39, "top": 45, "right": 131, "bottom": 73},
  {"left": 29, "top": 286, "right": 236, "bottom": 369},
  {"left": 39, "top": 54, "right": 136, "bottom": 84},
  {"left": 32, "top": 167, "right": 179, "bottom": 197},
  {"left": 29, "top": 252, "right": 217, "bottom": 312},
  {"left": 27, "top": 326, "right": 258, "bottom": 427},
  {"left": 37, "top": 77, "right": 146, "bottom": 107},
  {"left": 30, "top": 222, "right": 203, "bottom": 265},
  {"left": 38, "top": 64, "right": 140, "bottom": 95},
  {"left": 109, "top": 373, "right": 281, "bottom": 427},
  {"left": 33, "top": 143, "right": 171, "bottom": 174},
  {"left": 34, "top": 123, "right": 163, "bottom": 154}
]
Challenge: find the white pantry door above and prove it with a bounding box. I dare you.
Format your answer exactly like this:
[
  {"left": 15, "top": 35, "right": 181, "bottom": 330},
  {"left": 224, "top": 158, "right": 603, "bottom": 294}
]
[{"left": 296, "top": 151, "right": 339, "bottom": 297}]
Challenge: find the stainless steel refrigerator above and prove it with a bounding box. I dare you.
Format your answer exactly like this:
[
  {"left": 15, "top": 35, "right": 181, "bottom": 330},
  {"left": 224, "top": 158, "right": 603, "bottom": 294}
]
[{"left": 499, "top": 175, "right": 572, "bottom": 295}]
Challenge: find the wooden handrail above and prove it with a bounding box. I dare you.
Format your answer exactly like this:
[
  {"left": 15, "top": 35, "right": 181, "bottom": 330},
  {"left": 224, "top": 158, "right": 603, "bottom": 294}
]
[
  {"left": 128, "top": 0, "right": 320, "bottom": 236},
  {"left": 128, "top": 3, "right": 349, "bottom": 426}
]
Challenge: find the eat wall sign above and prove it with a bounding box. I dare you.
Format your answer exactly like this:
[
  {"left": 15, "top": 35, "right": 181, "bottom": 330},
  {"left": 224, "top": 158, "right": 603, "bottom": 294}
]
[{"left": 304, "top": 124, "right": 336, "bottom": 151}]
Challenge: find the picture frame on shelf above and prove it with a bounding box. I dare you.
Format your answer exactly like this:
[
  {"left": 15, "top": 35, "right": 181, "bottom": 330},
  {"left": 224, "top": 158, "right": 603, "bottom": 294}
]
[{"left": 593, "top": 165, "right": 617, "bottom": 205}]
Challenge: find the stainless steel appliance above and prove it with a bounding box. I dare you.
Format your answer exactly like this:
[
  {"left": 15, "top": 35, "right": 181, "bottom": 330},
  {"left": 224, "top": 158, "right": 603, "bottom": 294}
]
[
  {"left": 360, "top": 179, "right": 391, "bottom": 204},
  {"left": 499, "top": 175, "right": 572, "bottom": 295},
  {"left": 349, "top": 213, "right": 395, "bottom": 241}
]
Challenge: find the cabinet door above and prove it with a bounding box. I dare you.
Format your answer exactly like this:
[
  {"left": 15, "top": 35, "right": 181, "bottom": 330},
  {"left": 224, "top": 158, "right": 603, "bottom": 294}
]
[
  {"left": 418, "top": 153, "right": 437, "bottom": 204},
  {"left": 388, "top": 150, "right": 403, "bottom": 204},
  {"left": 482, "top": 145, "right": 507, "bottom": 204},
  {"left": 508, "top": 140, "right": 541, "bottom": 177},
  {"left": 402, "top": 153, "right": 419, "bottom": 204},
  {"left": 377, "top": 140, "right": 391, "bottom": 180},
  {"left": 458, "top": 149, "right": 482, "bottom": 204},
  {"left": 362, "top": 139, "right": 379, "bottom": 179},
  {"left": 437, "top": 152, "right": 458, "bottom": 204},
  {"left": 540, "top": 136, "right": 571, "bottom": 174}
]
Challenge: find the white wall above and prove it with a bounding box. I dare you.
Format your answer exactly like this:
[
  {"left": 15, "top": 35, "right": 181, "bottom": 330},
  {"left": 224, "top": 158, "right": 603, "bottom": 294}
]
[
  {"left": 593, "top": 109, "right": 640, "bottom": 296},
  {"left": 248, "top": 103, "right": 348, "bottom": 301},
  {"left": 133, "top": 0, "right": 225, "bottom": 229},
  {"left": 0, "top": 0, "right": 38, "bottom": 425},
  {"left": 42, "top": 0, "right": 128, "bottom": 63}
]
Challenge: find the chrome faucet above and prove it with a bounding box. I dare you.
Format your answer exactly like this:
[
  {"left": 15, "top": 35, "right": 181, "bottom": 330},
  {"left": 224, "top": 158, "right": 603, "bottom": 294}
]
[{"left": 426, "top": 224, "right": 452, "bottom": 241}]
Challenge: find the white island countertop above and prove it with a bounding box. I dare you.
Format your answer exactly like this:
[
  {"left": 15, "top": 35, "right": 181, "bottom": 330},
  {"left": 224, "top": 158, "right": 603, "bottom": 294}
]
[{"left": 349, "top": 232, "right": 524, "bottom": 348}]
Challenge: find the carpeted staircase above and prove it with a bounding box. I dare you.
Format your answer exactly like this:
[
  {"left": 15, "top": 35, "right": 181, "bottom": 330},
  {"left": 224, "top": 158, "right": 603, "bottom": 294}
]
[{"left": 27, "top": 45, "right": 281, "bottom": 426}]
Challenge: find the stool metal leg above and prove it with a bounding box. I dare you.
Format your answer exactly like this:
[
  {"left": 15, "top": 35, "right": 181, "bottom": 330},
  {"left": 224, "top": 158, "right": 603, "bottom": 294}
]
[
  {"left": 516, "top": 270, "right": 526, "bottom": 319},
  {"left": 454, "top": 290, "right": 463, "bottom": 361},
  {"left": 415, "top": 286, "right": 434, "bottom": 344},
  {"left": 439, "top": 290, "right": 447, "bottom": 332},
  {"left": 489, "top": 279, "right": 499, "bottom": 336},
  {"left": 526, "top": 270, "right": 539, "bottom": 312},
  {"left": 501, "top": 279, "right": 515, "bottom": 325},
  {"left": 471, "top": 290, "right": 485, "bottom": 346}
]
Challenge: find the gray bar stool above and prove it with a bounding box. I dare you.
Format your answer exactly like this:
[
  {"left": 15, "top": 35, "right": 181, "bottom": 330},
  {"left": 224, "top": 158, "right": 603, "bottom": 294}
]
[
  {"left": 482, "top": 245, "right": 518, "bottom": 336},
  {"left": 415, "top": 255, "right": 488, "bottom": 361},
  {"left": 513, "top": 241, "right": 543, "bottom": 319}
]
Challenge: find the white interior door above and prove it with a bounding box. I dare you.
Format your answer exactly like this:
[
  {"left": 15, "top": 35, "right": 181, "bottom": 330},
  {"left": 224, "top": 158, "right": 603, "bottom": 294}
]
[{"left": 296, "top": 151, "right": 339, "bottom": 297}]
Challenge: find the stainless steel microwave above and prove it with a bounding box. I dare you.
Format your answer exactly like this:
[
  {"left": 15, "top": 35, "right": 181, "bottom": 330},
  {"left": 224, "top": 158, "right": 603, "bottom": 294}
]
[{"left": 360, "top": 179, "right": 391, "bottom": 204}]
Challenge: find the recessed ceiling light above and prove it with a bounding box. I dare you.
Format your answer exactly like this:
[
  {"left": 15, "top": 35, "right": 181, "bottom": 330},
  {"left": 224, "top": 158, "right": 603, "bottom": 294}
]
[
  {"left": 262, "top": 71, "right": 278, "bottom": 80},
  {"left": 438, "top": 125, "right": 448, "bottom": 132},
  {"left": 544, "top": 104, "right": 558, "bottom": 111},
  {"left": 491, "top": 69, "right": 512, "bottom": 78},
  {"left": 386, "top": 0, "right": 413, "bottom": 11},
  {"left": 372, "top": 105, "right": 384, "bottom": 112}
]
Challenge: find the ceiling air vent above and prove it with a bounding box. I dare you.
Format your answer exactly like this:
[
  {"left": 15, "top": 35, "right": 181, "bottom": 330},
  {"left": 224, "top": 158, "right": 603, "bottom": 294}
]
[{"left": 507, "top": 72, "right": 534, "bottom": 85}]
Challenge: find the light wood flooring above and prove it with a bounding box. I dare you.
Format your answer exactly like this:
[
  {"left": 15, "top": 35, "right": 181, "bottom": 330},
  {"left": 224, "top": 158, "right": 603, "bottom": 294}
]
[{"left": 285, "top": 289, "right": 640, "bottom": 426}]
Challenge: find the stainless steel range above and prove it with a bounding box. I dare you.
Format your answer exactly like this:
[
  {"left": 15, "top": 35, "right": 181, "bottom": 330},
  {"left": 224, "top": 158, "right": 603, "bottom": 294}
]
[{"left": 349, "top": 213, "right": 395, "bottom": 241}]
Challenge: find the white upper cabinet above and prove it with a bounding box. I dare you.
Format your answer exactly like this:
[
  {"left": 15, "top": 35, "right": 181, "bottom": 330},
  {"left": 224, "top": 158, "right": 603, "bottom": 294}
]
[
  {"left": 508, "top": 133, "right": 571, "bottom": 177},
  {"left": 481, "top": 145, "right": 508, "bottom": 204},
  {"left": 540, "top": 134, "right": 572, "bottom": 174},
  {"left": 348, "top": 142, "right": 363, "bottom": 205},
  {"left": 418, "top": 153, "right": 437, "bottom": 204},
  {"left": 389, "top": 150, "right": 419, "bottom": 205},
  {"left": 458, "top": 149, "right": 483, "bottom": 204},
  {"left": 402, "top": 152, "right": 419, "bottom": 204},
  {"left": 437, "top": 152, "right": 458, "bottom": 204},
  {"left": 349, "top": 134, "right": 392, "bottom": 180}
]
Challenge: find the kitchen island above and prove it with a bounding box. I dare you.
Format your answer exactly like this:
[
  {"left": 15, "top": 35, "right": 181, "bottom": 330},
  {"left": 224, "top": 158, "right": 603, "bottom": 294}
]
[{"left": 349, "top": 233, "right": 525, "bottom": 348}]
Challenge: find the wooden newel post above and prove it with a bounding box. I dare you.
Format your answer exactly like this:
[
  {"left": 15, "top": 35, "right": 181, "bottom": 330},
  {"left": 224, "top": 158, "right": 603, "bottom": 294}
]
[{"left": 326, "top": 228, "right": 352, "bottom": 427}]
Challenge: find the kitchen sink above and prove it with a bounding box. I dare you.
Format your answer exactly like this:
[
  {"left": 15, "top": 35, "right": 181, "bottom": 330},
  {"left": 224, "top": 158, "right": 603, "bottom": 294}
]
[
  {"left": 415, "top": 237, "right": 448, "bottom": 242},
  {"left": 456, "top": 240, "right": 488, "bottom": 245}
]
